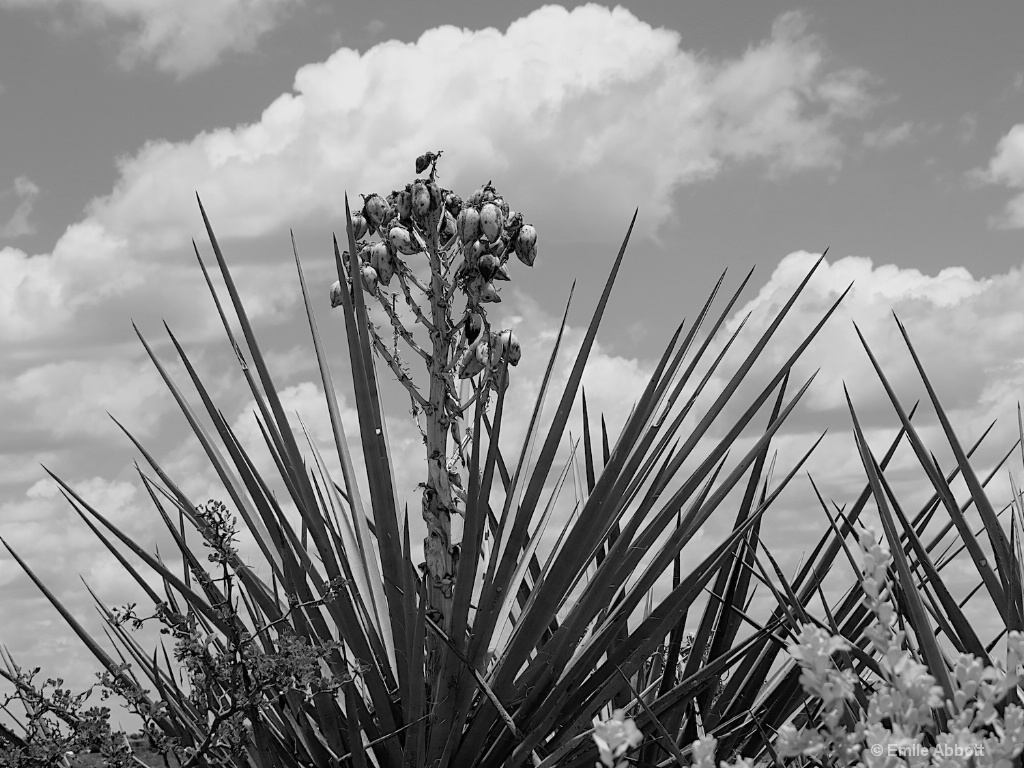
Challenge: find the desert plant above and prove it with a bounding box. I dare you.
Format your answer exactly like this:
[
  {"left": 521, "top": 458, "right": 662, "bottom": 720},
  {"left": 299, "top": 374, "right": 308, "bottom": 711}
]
[{"left": 7, "top": 153, "right": 1024, "bottom": 768}]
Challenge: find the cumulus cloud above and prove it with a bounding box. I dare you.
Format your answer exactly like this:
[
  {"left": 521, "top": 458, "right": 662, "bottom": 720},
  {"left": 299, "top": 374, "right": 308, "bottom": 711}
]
[
  {"left": 0, "top": 0, "right": 302, "bottom": 77},
  {"left": 86, "top": 6, "right": 871, "bottom": 251},
  {"left": 0, "top": 6, "right": 876, "bottom": 358},
  {"left": 0, "top": 176, "right": 41, "bottom": 238},
  {"left": 978, "top": 123, "right": 1024, "bottom": 228},
  {"left": 707, "top": 249, "right": 1024, "bottom": 445}
]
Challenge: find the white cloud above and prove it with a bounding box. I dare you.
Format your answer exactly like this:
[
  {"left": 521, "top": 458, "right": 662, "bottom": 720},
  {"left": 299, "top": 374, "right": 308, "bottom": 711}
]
[
  {"left": 83, "top": 5, "right": 871, "bottom": 252},
  {"left": 710, "top": 249, "right": 1024, "bottom": 439},
  {"left": 0, "top": 6, "right": 876, "bottom": 359},
  {"left": 862, "top": 121, "right": 914, "bottom": 149},
  {"left": 0, "top": 0, "right": 302, "bottom": 77},
  {"left": 5, "top": 358, "right": 167, "bottom": 440},
  {"left": 0, "top": 176, "right": 40, "bottom": 238},
  {"left": 978, "top": 123, "right": 1024, "bottom": 228}
]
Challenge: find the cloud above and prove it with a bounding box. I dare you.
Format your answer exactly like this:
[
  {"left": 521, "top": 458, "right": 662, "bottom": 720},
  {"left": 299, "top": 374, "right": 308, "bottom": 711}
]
[
  {"left": 0, "top": 176, "right": 41, "bottom": 238},
  {"left": 977, "top": 123, "right": 1024, "bottom": 228},
  {"left": 862, "top": 121, "right": 914, "bottom": 149},
  {"left": 0, "top": 0, "right": 303, "bottom": 78},
  {"left": 82, "top": 5, "right": 871, "bottom": 251},
  {"left": 4, "top": 358, "right": 167, "bottom": 442},
  {"left": 707, "top": 249, "right": 1024, "bottom": 443}
]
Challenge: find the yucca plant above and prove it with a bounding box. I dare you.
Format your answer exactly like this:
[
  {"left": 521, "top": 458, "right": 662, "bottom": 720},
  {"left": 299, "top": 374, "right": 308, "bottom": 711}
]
[{"left": 6, "top": 153, "right": 1022, "bottom": 768}]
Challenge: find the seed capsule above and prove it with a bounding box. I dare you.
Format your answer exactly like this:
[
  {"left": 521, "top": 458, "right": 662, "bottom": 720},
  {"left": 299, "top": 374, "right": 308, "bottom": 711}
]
[
  {"left": 479, "top": 203, "right": 503, "bottom": 241},
  {"left": 464, "top": 312, "right": 484, "bottom": 344},
  {"left": 471, "top": 237, "right": 488, "bottom": 262},
  {"left": 457, "top": 207, "right": 481, "bottom": 243},
  {"left": 362, "top": 194, "right": 391, "bottom": 229},
  {"left": 360, "top": 265, "right": 379, "bottom": 294},
  {"left": 330, "top": 280, "right": 344, "bottom": 308},
  {"left": 438, "top": 209, "right": 458, "bottom": 243},
  {"left": 426, "top": 181, "right": 443, "bottom": 213},
  {"left": 476, "top": 339, "right": 493, "bottom": 367},
  {"left": 494, "top": 197, "right": 510, "bottom": 219},
  {"left": 498, "top": 330, "right": 521, "bottom": 365},
  {"left": 479, "top": 280, "right": 500, "bottom": 303},
  {"left": 400, "top": 189, "right": 416, "bottom": 221},
  {"left": 444, "top": 193, "right": 463, "bottom": 218},
  {"left": 481, "top": 187, "right": 496, "bottom": 203},
  {"left": 493, "top": 262, "right": 511, "bottom": 281},
  {"left": 468, "top": 188, "right": 483, "bottom": 207},
  {"left": 358, "top": 243, "right": 373, "bottom": 264},
  {"left": 349, "top": 212, "right": 369, "bottom": 240},
  {"left": 478, "top": 252, "right": 500, "bottom": 282},
  {"left": 514, "top": 224, "right": 538, "bottom": 267},
  {"left": 411, "top": 181, "right": 431, "bottom": 218},
  {"left": 369, "top": 242, "right": 394, "bottom": 286},
  {"left": 415, "top": 151, "right": 437, "bottom": 174},
  {"left": 389, "top": 224, "right": 423, "bottom": 256},
  {"left": 458, "top": 344, "right": 485, "bottom": 379}
]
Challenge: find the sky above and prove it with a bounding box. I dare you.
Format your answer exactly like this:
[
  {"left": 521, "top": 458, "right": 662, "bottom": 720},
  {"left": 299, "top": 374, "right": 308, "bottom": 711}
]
[{"left": 3, "top": 0, "right": 1024, "bottom": 731}]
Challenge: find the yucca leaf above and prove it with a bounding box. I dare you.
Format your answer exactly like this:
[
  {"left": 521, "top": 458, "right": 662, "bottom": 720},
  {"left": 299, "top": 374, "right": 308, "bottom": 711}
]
[
  {"left": 853, "top": 322, "right": 1008, "bottom": 619},
  {"left": 292, "top": 231, "right": 396, "bottom": 670},
  {"left": 845, "top": 385, "right": 956, "bottom": 707}
]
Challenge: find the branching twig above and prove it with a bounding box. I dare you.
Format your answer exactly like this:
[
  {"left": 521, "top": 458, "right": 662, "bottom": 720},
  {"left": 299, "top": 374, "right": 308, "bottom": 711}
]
[
  {"left": 374, "top": 288, "right": 431, "bottom": 362},
  {"left": 368, "top": 323, "right": 430, "bottom": 409},
  {"left": 396, "top": 268, "right": 436, "bottom": 333}
]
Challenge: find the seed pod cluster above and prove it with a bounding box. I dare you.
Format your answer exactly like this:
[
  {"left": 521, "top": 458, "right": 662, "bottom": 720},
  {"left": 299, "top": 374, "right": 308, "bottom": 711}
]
[
  {"left": 454, "top": 182, "right": 538, "bottom": 309},
  {"left": 456, "top": 328, "right": 521, "bottom": 379},
  {"left": 333, "top": 154, "right": 539, "bottom": 380}
]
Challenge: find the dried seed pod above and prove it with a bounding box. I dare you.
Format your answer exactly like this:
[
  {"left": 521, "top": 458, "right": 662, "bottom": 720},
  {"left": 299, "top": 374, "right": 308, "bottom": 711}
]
[
  {"left": 457, "top": 207, "right": 482, "bottom": 243},
  {"left": 481, "top": 186, "right": 496, "bottom": 203},
  {"left": 369, "top": 242, "right": 394, "bottom": 286},
  {"left": 471, "top": 237, "right": 488, "bottom": 262},
  {"left": 444, "top": 192, "right": 463, "bottom": 218},
  {"left": 458, "top": 344, "right": 485, "bottom": 379},
  {"left": 349, "top": 212, "right": 369, "bottom": 240},
  {"left": 330, "top": 280, "right": 344, "bottom": 308},
  {"left": 411, "top": 181, "right": 432, "bottom": 218},
  {"left": 358, "top": 243, "right": 373, "bottom": 264},
  {"left": 415, "top": 151, "right": 437, "bottom": 174},
  {"left": 479, "top": 202, "right": 503, "bottom": 241},
  {"left": 438, "top": 209, "right": 458, "bottom": 242},
  {"left": 468, "top": 188, "right": 483, "bottom": 207},
  {"left": 479, "top": 280, "right": 500, "bottom": 303},
  {"left": 476, "top": 339, "right": 492, "bottom": 367},
  {"left": 426, "top": 180, "right": 443, "bottom": 213},
  {"left": 360, "top": 265, "right": 379, "bottom": 294},
  {"left": 494, "top": 197, "right": 510, "bottom": 219},
  {"left": 514, "top": 224, "right": 538, "bottom": 267},
  {"left": 492, "top": 238, "right": 506, "bottom": 258},
  {"left": 477, "top": 252, "right": 500, "bottom": 282},
  {"left": 389, "top": 223, "right": 423, "bottom": 256},
  {"left": 493, "top": 261, "right": 511, "bottom": 281},
  {"left": 464, "top": 312, "right": 484, "bottom": 345},
  {"left": 362, "top": 194, "right": 391, "bottom": 228},
  {"left": 497, "top": 329, "right": 521, "bottom": 365},
  {"left": 396, "top": 187, "right": 413, "bottom": 220}
]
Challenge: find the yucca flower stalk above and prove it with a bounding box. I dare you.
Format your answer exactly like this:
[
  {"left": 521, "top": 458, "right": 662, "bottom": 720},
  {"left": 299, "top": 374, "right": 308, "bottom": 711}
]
[{"left": 333, "top": 154, "right": 535, "bottom": 687}]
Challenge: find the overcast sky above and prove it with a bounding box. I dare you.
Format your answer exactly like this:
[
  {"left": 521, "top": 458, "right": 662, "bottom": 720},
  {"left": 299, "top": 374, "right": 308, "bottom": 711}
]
[{"left": 3, "top": 0, "right": 1024, "bottom": 729}]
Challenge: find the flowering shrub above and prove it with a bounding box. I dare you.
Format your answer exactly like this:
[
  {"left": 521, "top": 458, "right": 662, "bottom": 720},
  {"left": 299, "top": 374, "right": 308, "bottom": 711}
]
[
  {"left": 591, "top": 524, "right": 1024, "bottom": 768},
  {"left": 592, "top": 709, "right": 643, "bottom": 768}
]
